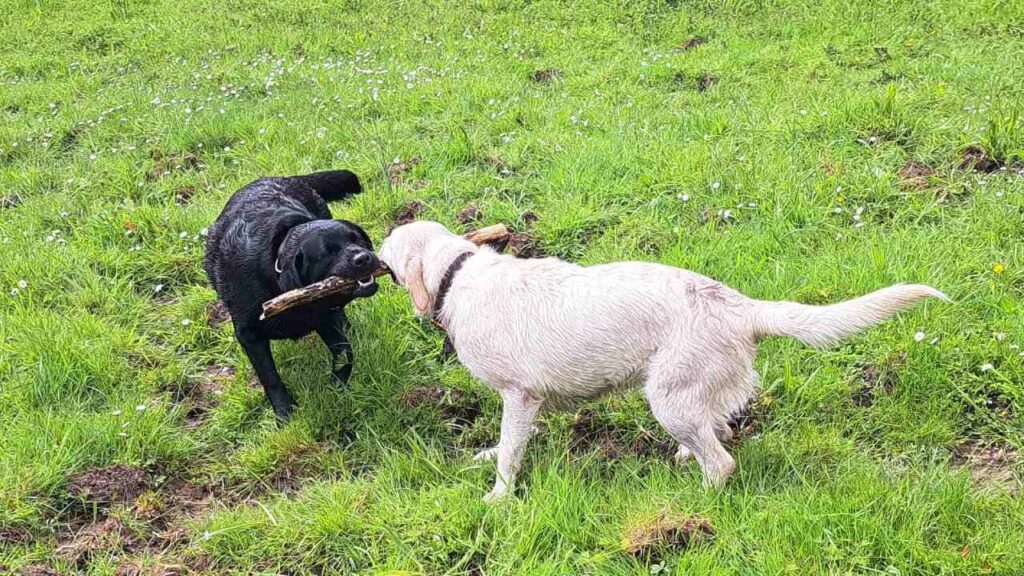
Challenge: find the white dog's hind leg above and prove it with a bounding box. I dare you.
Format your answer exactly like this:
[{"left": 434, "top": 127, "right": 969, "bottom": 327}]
[
  {"left": 645, "top": 362, "right": 736, "bottom": 488},
  {"left": 483, "top": 390, "right": 541, "bottom": 502}
]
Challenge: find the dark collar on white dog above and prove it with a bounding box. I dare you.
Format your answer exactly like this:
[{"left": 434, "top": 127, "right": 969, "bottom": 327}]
[{"left": 433, "top": 251, "right": 473, "bottom": 325}]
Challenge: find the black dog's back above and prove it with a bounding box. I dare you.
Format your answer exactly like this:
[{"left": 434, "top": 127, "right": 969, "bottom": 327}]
[{"left": 203, "top": 170, "right": 361, "bottom": 295}]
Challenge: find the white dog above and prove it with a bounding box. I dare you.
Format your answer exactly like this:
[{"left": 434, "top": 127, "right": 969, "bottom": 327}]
[{"left": 379, "top": 221, "right": 946, "bottom": 501}]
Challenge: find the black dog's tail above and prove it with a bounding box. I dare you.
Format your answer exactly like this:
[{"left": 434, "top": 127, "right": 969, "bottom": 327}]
[{"left": 292, "top": 170, "right": 362, "bottom": 202}]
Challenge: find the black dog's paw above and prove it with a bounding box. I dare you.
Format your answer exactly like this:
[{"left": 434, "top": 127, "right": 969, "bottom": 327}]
[
  {"left": 273, "top": 402, "right": 295, "bottom": 423},
  {"left": 330, "top": 361, "right": 353, "bottom": 387},
  {"left": 441, "top": 336, "right": 456, "bottom": 359}
]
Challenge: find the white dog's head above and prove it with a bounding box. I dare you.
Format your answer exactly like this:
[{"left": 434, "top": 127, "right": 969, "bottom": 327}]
[{"left": 379, "top": 221, "right": 476, "bottom": 317}]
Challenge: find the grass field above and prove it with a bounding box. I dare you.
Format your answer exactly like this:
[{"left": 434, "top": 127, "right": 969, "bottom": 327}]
[{"left": 2, "top": 0, "right": 1024, "bottom": 573}]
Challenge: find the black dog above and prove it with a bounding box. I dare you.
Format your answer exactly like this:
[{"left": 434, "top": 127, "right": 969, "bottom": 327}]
[{"left": 203, "top": 170, "right": 379, "bottom": 420}]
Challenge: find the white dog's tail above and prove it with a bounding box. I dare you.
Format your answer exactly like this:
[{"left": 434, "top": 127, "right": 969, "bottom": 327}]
[{"left": 751, "top": 284, "right": 947, "bottom": 349}]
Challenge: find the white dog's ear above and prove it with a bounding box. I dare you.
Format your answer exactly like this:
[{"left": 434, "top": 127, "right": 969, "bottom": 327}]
[{"left": 406, "top": 258, "right": 431, "bottom": 315}]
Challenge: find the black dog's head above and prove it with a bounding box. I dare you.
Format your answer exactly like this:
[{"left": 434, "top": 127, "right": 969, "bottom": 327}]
[{"left": 278, "top": 220, "right": 380, "bottom": 299}]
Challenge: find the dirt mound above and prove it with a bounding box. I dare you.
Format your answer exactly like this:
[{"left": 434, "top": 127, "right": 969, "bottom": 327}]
[
  {"left": 456, "top": 203, "right": 482, "bottom": 226},
  {"left": 622, "top": 514, "right": 714, "bottom": 560},
  {"left": 67, "top": 464, "right": 148, "bottom": 505},
  {"left": 387, "top": 156, "right": 421, "bottom": 186},
  {"left": 205, "top": 300, "right": 231, "bottom": 327},
  {"left": 56, "top": 517, "right": 138, "bottom": 563},
  {"left": 570, "top": 409, "right": 675, "bottom": 460},
  {"left": 674, "top": 36, "right": 706, "bottom": 51},
  {"left": 953, "top": 441, "right": 1020, "bottom": 494},
  {"left": 897, "top": 160, "right": 934, "bottom": 189},
  {"left": 531, "top": 68, "right": 561, "bottom": 83},
  {"left": 960, "top": 146, "right": 1003, "bottom": 173},
  {"left": 400, "top": 386, "right": 481, "bottom": 428}
]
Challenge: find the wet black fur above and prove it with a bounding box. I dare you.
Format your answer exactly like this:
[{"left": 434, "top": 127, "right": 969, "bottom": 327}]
[{"left": 203, "top": 170, "right": 379, "bottom": 420}]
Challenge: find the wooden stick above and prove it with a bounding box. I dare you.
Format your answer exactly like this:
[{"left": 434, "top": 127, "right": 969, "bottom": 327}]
[{"left": 260, "top": 223, "right": 510, "bottom": 320}]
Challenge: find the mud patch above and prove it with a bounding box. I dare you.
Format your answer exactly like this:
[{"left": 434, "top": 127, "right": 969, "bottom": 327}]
[
  {"left": 622, "top": 514, "right": 714, "bottom": 561},
  {"left": 852, "top": 353, "right": 905, "bottom": 407},
  {"left": 19, "top": 566, "right": 60, "bottom": 576},
  {"left": 174, "top": 185, "right": 196, "bottom": 205},
  {"left": 146, "top": 149, "right": 201, "bottom": 182},
  {"left": 959, "top": 146, "right": 1003, "bottom": 173},
  {"left": 456, "top": 203, "right": 482, "bottom": 226},
  {"left": 67, "top": 464, "right": 148, "bottom": 505},
  {"left": 387, "top": 156, "right": 421, "bottom": 186},
  {"left": 506, "top": 232, "right": 545, "bottom": 258},
  {"left": 391, "top": 198, "right": 423, "bottom": 227},
  {"left": 953, "top": 441, "right": 1020, "bottom": 494},
  {"left": 181, "top": 365, "right": 233, "bottom": 428},
  {"left": 484, "top": 154, "right": 513, "bottom": 177},
  {"left": 674, "top": 36, "right": 706, "bottom": 51},
  {"left": 205, "top": 300, "right": 231, "bottom": 327},
  {"left": 115, "top": 562, "right": 185, "bottom": 576},
  {"left": 0, "top": 526, "right": 32, "bottom": 545},
  {"left": 521, "top": 210, "right": 539, "bottom": 227},
  {"left": 56, "top": 518, "right": 139, "bottom": 563},
  {"left": 570, "top": 409, "right": 675, "bottom": 460},
  {"left": 727, "top": 394, "right": 770, "bottom": 443},
  {"left": 400, "top": 386, "right": 482, "bottom": 429},
  {"left": 531, "top": 68, "right": 561, "bottom": 83},
  {"left": 1, "top": 193, "right": 23, "bottom": 210},
  {"left": 696, "top": 73, "right": 717, "bottom": 92},
  {"left": 897, "top": 160, "right": 934, "bottom": 190}
]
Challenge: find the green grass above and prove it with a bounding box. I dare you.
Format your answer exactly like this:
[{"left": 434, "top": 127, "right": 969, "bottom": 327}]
[{"left": 2, "top": 0, "right": 1023, "bottom": 573}]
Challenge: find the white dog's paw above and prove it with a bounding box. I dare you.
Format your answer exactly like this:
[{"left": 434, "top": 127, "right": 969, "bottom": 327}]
[
  {"left": 472, "top": 447, "right": 499, "bottom": 462},
  {"left": 482, "top": 489, "right": 509, "bottom": 503},
  {"left": 674, "top": 445, "right": 693, "bottom": 465}
]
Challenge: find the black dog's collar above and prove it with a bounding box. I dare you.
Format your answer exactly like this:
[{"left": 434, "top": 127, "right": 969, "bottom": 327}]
[{"left": 432, "top": 251, "right": 473, "bottom": 326}]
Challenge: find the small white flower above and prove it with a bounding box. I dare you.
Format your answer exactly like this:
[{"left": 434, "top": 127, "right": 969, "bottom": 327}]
[
  {"left": 799, "top": 109, "right": 807, "bottom": 116},
  {"left": 980, "top": 363, "right": 994, "bottom": 372},
  {"left": 711, "top": 181, "right": 721, "bottom": 190},
  {"left": 153, "top": 284, "right": 164, "bottom": 292},
  {"left": 9, "top": 288, "right": 18, "bottom": 296},
  {"left": 199, "top": 228, "right": 209, "bottom": 237},
  {"left": 135, "top": 404, "right": 147, "bottom": 411},
  {"left": 678, "top": 193, "right": 690, "bottom": 202},
  {"left": 258, "top": 128, "right": 266, "bottom": 135},
  {"left": 181, "top": 319, "right": 191, "bottom": 326},
  {"left": 993, "top": 332, "right": 1006, "bottom": 342},
  {"left": 112, "top": 409, "right": 122, "bottom": 416},
  {"left": 913, "top": 331, "right": 925, "bottom": 343},
  {"left": 833, "top": 207, "right": 843, "bottom": 214},
  {"left": 17, "top": 280, "right": 27, "bottom": 289},
  {"left": 179, "top": 231, "right": 188, "bottom": 238}
]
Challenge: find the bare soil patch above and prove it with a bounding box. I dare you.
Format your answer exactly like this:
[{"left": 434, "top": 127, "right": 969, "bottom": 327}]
[
  {"left": 1, "top": 193, "right": 23, "bottom": 210},
  {"left": 852, "top": 353, "right": 905, "bottom": 407},
  {"left": 953, "top": 441, "right": 1020, "bottom": 494},
  {"left": 387, "top": 156, "right": 421, "bottom": 186},
  {"left": 696, "top": 73, "right": 717, "bottom": 92},
  {"left": 622, "top": 513, "right": 714, "bottom": 561},
  {"left": 959, "top": 146, "right": 1003, "bottom": 173},
  {"left": 674, "top": 36, "right": 706, "bottom": 51},
  {"left": 400, "top": 386, "right": 482, "bottom": 429},
  {"left": 570, "top": 409, "right": 675, "bottom": 461},
  {"left": 897, "top": 160, "right": 935, "bottom": 190},
  {"left": 205, "top": 300, "right": 231, "bottom": 327},
  {"left": 531, "top": 68, "right": 561, "bottom": 83},
  {"left": 456, "top": 203, "right": 482, "bottom": 226},
  {"left": 146, "top": 149, "right": 201, "bottom": 181},
  {"left": 67, "top": 464, "right": 148, "bottom": 505}
]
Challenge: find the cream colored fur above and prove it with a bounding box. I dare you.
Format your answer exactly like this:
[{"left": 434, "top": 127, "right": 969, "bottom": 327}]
[{"left": 379, "top": 221, "right": 947, "bottom": 501}]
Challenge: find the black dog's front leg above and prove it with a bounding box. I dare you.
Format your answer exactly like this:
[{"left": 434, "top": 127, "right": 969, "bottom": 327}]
[
  {"left": 235, "top": 327, "right": 295, "bottom": 421},
  {"left": 316, "top": 311, "right": 354, "bottom": 386}
]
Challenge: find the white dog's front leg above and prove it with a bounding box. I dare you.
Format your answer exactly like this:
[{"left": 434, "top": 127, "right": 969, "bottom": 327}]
[{"left": 483, "top": 390, "right": 541, "bottom": 502}]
